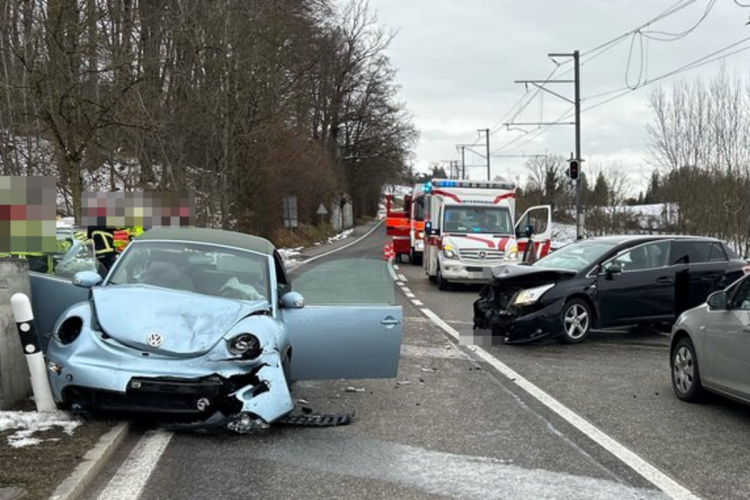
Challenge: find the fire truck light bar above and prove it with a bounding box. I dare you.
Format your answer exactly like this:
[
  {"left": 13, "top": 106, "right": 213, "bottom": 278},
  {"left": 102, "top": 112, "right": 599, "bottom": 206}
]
[{"left": 431, "top": 179, "right": 516, "bottom": 190}]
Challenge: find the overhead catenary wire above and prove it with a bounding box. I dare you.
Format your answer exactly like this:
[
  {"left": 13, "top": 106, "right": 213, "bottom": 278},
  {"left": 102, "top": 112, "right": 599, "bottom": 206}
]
[{"left": 489, "top": 35, "right": 750, "bottom": 156}]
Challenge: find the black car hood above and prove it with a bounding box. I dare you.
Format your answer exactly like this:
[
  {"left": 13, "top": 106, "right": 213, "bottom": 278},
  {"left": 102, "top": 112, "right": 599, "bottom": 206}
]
[{"left": 490, "top": 264, "right": 577, "bottom": 286}]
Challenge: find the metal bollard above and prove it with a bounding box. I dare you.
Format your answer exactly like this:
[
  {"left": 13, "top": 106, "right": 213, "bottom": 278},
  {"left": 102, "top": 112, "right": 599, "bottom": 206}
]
[{"left": 10, "top": 292, "right": 56, "bottom": 412}]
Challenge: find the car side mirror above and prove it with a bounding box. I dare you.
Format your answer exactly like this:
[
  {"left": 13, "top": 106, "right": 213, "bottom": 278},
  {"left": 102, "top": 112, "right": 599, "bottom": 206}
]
[
  {"left": 605, "top": 265, "right": 622, "bottom": 278},
  {"left": 707, "top": 291, "right": 729, "bottom": 310},
  {"left": 72, "top": 270, "right": 103, "bottom": 288},
  {"left": 280, "top": 291, "right": 305, "bottom": 309}
]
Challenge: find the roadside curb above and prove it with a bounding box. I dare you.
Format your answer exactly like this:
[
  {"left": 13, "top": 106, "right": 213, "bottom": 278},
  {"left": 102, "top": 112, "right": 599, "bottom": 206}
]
[
  {"left": 48, "top": 422, "right": 130, "bottom": 500},
  {"left": 294, "top": 219, "right": 384, "bottom": 269}
]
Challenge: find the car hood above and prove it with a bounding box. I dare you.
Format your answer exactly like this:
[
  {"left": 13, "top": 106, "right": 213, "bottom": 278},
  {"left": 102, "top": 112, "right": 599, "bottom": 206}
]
[
  {"left": 91, "top": 286, "right": 269, "bottom": 357},
  {"left": 490, "top": 264, "right": 577, "bottom": 286}
]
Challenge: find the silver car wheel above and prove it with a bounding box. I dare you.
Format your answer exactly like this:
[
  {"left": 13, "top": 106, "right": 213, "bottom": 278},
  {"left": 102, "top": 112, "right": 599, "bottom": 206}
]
[
  {"left": 564, "top": 304, "right": 589, "bottom": 340},
  {"left": 673, "top": 346, "right": 695, "bottom": 394}
]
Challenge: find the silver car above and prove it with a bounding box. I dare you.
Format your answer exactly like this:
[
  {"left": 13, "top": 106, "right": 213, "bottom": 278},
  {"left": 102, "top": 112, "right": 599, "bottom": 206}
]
[{"left": 670, "top": 275, "right": 750, "bottom": 405}]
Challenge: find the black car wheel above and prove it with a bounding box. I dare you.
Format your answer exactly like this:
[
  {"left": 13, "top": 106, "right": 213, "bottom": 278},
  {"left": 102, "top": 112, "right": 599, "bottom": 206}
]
[
  {"left": 282, "top": 351, "right": 294, "bottom": 390},
  {"left": 410, "top": 248, "right": 422, "bottom": 266},
  {"left": 559, "top": 298, "right": 592, "bottom": 344},
  {"left": 671, "top": 337, "right": 704, "bottom": 402},
  {"left": 437, "top": 267, "right": 451, "bottom": 291}
]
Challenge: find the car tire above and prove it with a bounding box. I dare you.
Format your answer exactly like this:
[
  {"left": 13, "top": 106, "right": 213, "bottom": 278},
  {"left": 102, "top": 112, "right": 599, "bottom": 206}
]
[
  {"left": 671, "top": 337, "right": 704, "bottom": 402},
  {"left": 559, "top": 298, "right": 592, "bottom": 344},
  {"left": 282, "top": 351, "right": 294, "bottom": 390},
  {"left": 428, "top": 274, "right": 436, "bottom": 282},
  {"left": 437, "top": 268, "right": 451, "bottom": 291},
  {"left": 410, "top": 248, "right": 422, "bottom": 266}
]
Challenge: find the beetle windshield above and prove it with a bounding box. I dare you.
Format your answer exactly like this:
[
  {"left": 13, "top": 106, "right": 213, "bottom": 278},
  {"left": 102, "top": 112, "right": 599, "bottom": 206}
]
[
  {"left": 108, "top": 241, "right": 270, "bottom": 302},
  {"left": 533, "top": 240, "right": 617, "bottom": 272}
]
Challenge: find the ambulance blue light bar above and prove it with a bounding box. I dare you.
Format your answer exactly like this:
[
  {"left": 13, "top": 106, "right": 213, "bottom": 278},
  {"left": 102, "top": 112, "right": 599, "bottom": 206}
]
[{"left": 431, "top": 179, "right": 516, "bottom": 190}]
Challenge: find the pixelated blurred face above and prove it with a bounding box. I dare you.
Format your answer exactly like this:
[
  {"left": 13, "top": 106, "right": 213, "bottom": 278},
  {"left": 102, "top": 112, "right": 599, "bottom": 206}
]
[
  {"left": 81, "top": 191, "right": 195, "bottom": 229},
  {"left": 0, "top": 176, "right": 56, "bottom": 253}
]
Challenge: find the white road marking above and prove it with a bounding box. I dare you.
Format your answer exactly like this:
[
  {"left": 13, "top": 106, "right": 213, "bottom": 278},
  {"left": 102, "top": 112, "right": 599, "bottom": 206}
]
[
  {"left": 398, "top": 274, "right": 408, "bottom": 282},
  {"left": 96, "top": 429, "right": 173, "bottom": 500},
  {"left": 394, "top": 264, "right": 400, "bottom": 270},
  {"left": 412, "top": 299, "right": 424, "bottom": 306},
  {"left": 419, "top": 308, "right": 700, "bottom": 500},
  {"left": 405, "top": 292, "right": 416, "bottom": 299},
  {"left": 297, "top": 220, "right": 384, "bottom": 268}
]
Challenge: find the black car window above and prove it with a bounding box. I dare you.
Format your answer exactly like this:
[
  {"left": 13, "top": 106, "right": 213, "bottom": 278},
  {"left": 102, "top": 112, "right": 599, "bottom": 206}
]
[
  {"left": 670, "top": 241, "right": 707, "bottom": 265},
  {"left": 731, "top": 277, "right": 750, "bottom": 310},
  {"left": 703, "top": 242, "right": 727, "bottom": 262},
  {"left": 724, "top": 244, "right": 741, "bottom": 260},
  {"left": 607, "top": 241, "right": 669, "bottom": 272}
]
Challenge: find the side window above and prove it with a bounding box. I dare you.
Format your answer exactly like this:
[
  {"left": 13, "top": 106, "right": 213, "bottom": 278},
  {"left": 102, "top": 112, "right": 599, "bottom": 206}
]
[
  {"left": 53, "top": 241, "right": 98, "bottom": 279},
  {"left": 731, "top": 277, "right": 750, "bottom": 310},
  {"left": 670, "top": 241, "right": 707, "bottom": 265},
  {"left": 704, "top": 242, "right": 727, "bottom": 262},
  {"left": 608, "top": 241, "right": 669, "bottom": 272}
]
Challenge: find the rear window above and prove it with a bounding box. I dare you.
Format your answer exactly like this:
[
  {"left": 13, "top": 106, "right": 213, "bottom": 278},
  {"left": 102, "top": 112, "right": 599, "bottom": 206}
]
[
  {"left": 724, "top": 244, "right": 741, "bottom": 260},
  {"left": 670, "top": 240, "right": 726, "bottom": 264}
]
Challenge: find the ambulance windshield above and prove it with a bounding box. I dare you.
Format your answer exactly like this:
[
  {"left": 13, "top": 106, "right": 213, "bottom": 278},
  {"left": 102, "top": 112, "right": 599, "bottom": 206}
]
[{"left": 443, "top": 207, "right": 513, "bottom": 235}]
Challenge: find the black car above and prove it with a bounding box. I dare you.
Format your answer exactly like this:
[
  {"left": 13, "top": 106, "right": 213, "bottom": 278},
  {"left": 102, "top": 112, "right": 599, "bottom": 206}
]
[{"left": 473, "top": 236, "right": 748, "bottom": 344}]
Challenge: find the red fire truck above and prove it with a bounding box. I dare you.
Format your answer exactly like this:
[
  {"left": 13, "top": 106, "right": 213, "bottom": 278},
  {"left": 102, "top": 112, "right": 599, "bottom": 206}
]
[{"left": 385, "top": 192, "right": 412, "bottom": 263}]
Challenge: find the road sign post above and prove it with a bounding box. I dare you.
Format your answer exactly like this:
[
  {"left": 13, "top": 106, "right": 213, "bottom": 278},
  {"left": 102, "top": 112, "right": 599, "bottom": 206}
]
[
  {"left": 283, "top": 196, "right": 298, "bottom": 233},
  {"left": 316, "top": 203, "right": 328, "bottom": 226}
]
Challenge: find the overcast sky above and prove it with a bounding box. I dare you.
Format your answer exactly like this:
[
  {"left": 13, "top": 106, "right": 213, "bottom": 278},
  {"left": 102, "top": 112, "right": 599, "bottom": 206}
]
[{"left": 373, "top": 0, "right": 750, "bottom": 193}]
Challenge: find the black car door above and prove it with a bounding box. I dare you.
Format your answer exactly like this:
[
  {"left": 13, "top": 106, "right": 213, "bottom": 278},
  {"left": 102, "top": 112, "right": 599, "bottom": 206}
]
[
  {"left": 672, "top": 240, "right": 730, "bottom": 316},
  {"left": 596, "top": 240, "right": 674, "bottom": 326}
]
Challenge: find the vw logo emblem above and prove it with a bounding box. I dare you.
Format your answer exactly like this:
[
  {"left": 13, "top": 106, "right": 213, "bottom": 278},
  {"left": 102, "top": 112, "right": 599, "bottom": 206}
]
[
  {"left": 478, "top": 251, "right": 487, "bottom": 260},
  {"left": 146, "top": 332, "right": 164, "bottom": 348}
]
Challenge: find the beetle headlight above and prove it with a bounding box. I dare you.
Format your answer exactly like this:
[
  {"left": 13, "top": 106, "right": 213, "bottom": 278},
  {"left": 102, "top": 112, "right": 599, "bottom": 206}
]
[
  {"left": 228, "top": 333, "right": 262, "bottom": 358},
  {"left": 513, "top": 284, "right": 555, "bottom": 306}
]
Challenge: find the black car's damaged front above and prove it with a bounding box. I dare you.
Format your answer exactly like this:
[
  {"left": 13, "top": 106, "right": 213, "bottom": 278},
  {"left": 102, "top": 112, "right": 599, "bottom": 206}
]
[
  {"left": 473, "top": 265, "right": 577, "bottom": 343},
  {"left": 473, "top": 239, "right": 620, "bottom": 344}
]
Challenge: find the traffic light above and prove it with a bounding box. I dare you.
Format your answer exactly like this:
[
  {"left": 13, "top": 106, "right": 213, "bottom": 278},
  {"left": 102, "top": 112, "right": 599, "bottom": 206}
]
[{"left": 568, "top": 159, "right": 580, "bottom": 181}]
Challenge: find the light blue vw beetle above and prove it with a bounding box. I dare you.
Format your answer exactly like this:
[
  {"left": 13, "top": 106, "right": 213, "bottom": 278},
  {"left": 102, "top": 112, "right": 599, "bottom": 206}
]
[{"left": 31, "top": 227, "right": 402, "bottom": 431}]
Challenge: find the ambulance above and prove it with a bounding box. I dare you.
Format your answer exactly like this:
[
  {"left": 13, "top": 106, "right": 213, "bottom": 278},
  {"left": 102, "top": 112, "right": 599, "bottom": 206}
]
[{"left": 422, "top": 178, "right": 552, "bottom": 290}]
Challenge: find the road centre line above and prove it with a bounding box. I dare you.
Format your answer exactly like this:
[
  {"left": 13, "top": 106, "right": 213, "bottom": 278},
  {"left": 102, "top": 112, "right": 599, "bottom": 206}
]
[{"left": 418, "top": 305, "right": 700, "bottom": 500}]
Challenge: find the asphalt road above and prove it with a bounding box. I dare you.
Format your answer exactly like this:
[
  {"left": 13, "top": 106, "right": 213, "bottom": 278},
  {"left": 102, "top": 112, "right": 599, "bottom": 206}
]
[{"left": 84, "top": 225, "right": 750, "bottom": 500}]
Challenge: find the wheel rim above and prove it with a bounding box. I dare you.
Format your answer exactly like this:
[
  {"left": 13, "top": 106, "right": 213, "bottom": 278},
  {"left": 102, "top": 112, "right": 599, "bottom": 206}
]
[
  {"left": 673, "top": 346, "right": 695, "bottom": 394},
  {"left": 564, "top": 304, "right": 589, "bottom": 339}
]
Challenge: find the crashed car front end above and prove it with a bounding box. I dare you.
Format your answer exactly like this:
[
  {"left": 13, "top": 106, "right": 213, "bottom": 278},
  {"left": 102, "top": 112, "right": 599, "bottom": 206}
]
[
  {"left": 473, "top": 265, "right": 575, "bottom": 343},
  {"left": 47, "top": 286, "right": 293, "bottom": 430}
]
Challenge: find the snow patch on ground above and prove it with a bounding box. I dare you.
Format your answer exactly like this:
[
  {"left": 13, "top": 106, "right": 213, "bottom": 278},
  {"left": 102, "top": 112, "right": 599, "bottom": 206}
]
[
  {"left": 0, "top": 410, "right": 81, "bottom": 448},
  {"left": 328, "top": 229, "right": 353, "bottom": 243}
]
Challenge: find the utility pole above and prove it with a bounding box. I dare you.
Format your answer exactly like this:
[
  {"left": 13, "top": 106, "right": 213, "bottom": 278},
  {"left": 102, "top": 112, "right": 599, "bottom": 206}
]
[
  {"left": 478, "top": 129, "right": 491, "bottom": 180},
  {"left": 512, "top": 49, "right": 583, "bottom": 239},
  {"left": 460, "top": 146, "right": 466, "bottom": 179},
  {"left": 573, "top": 50, "right": 582, "bottom": 240}
]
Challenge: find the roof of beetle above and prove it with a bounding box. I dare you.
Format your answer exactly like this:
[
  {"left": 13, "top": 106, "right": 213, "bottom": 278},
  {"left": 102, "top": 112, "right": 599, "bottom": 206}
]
[{"left": 136, "top": 227, "right": 276, "bottom": 255}]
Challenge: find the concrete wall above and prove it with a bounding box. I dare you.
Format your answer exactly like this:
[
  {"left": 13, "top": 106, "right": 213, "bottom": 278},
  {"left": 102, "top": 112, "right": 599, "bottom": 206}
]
[
  {"left": 330, "top": 202, "right": 343, "bottom": 232},
  {"left": 343, "top": 201, "right": 354, "bottom": 229},
  {"left": 0, "top": 258, "right": 32, "bottom": 409}
]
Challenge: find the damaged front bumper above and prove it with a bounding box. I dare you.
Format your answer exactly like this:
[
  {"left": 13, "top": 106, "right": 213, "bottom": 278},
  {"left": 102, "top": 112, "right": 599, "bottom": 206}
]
[
  {"left": 473, "top": 286, "right": 565, "bottom": 343},
  {"left": 47, "top": 334, "right": 293, "bottom": 428}
]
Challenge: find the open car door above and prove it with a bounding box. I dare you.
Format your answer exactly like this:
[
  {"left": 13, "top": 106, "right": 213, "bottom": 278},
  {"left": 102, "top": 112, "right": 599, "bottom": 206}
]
[
  {"left": 515, "top": 205, "right": 552, "bottom": 261},
  {"left": 284, "top": 305, "right": 402, "bottom": 380}
]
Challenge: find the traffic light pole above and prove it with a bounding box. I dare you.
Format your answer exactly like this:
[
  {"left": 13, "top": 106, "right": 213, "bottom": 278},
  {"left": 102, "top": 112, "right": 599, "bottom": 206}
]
[
  {"left": 574, "top": 50, "right": 582, "bottom": 240},
  {"left": 512, "top": 49, "right": 584, "bottom": 239}
]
